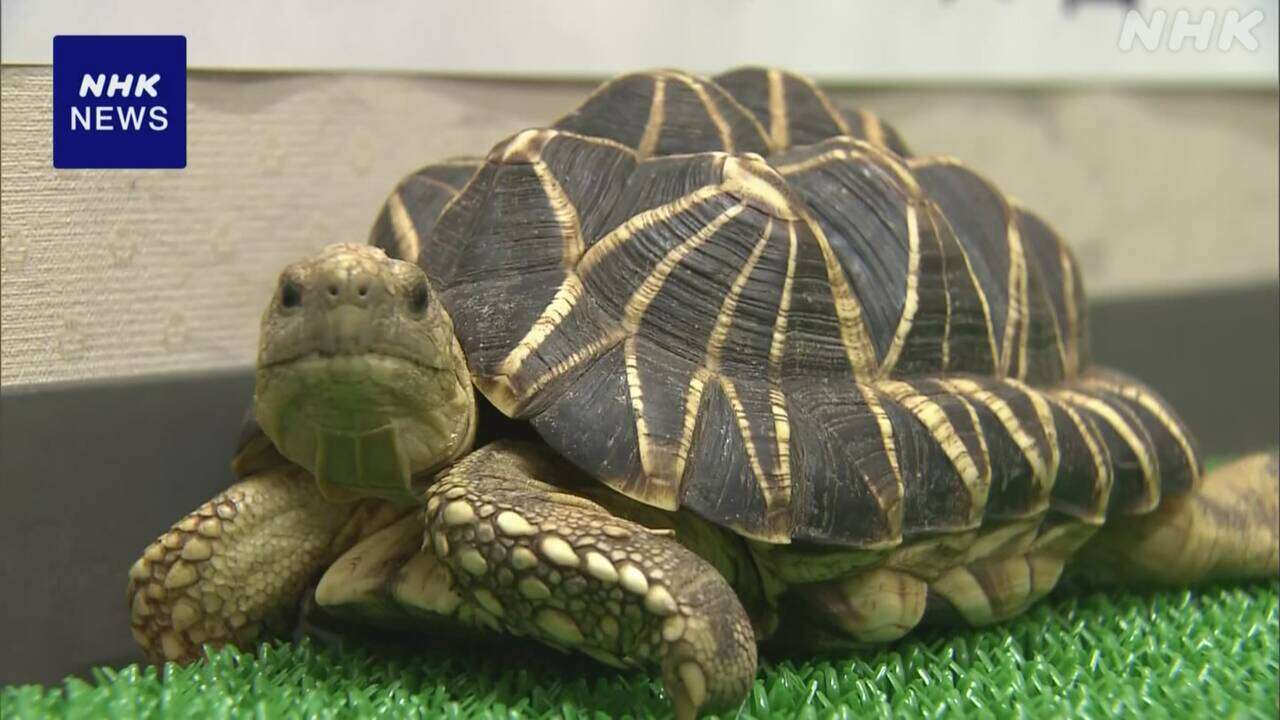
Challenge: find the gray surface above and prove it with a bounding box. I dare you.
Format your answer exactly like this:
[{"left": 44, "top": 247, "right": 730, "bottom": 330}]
[
  {"left": 1090, "top": 284, "right": 1279, "bottom": 455},
  {"left": 1, "top": 285, "right": 1277, "bottom": 686},
  {"left": 0, "top": 372, "right": 254, "bottom": 685}
]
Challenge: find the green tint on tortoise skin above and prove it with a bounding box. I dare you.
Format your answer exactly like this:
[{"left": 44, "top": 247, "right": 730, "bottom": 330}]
[
  {"left": 127, "top": 67, "right": 1280, "bottom": 719},
  {"left": 253, "top": 243, "right": 476, "bottom": 504}
]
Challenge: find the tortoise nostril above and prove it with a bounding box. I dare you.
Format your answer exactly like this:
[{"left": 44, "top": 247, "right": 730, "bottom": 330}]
[
  {"left": 357, "top": 284, "right": 369, "bottom": 298},
  {"left": 328, "top": 284, "right": 340, "bottom": 298}
]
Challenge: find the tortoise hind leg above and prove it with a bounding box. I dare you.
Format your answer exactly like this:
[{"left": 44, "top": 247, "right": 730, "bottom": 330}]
[
  {"left": 768, "top": 568, "right": 929, "bottom": 652},
  {"left": 418, "top": 441, "right": 757, "bottom": 720},
  {"left": 928, "top": 553, "right": 1066, "bottom": 626},
  {"left": 1074, "top": 451, "right": 1280, "bottom": 586},
  {"left": 768, "top": 555, "right": 1068, "bottom": 650},
  {"left": 771, "top": 521, "right": 1092, "bottom": 648}
]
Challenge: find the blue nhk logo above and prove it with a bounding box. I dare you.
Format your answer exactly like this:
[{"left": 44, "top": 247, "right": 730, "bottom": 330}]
[
  {"left": 53, "top": 36, "right": 186, "bottom": 169},
  {"left": 73, "top": 73, "right": 170, "bottom": 131}
]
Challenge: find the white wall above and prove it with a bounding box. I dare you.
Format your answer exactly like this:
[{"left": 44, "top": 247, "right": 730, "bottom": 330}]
[{"left": 2, "top": 0, "right": 1277, "bottom": 83}]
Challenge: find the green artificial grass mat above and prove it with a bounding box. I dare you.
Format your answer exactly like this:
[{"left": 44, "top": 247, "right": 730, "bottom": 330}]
[{"left": 3, "top": 582, "right": 1276, "bottom": 719}]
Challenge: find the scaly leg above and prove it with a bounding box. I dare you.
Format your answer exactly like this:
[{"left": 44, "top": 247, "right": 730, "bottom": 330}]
[
  {"left": 407, "top": 442, "right": 757, "bottom": 720},
  {"left": 769, "top": 518, "right": 1099, "bottom": 648},
  {"left": 1075, "top": 451, "right": 1280, "bottom": 585},
  {"left": 127, "top": 465, "right": 404, "bottom": 664},
  {"left": 770, "top": 568, "right": 928, "bottom": 652}
]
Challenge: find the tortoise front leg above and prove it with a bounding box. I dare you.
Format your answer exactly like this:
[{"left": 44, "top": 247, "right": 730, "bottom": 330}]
[
  {"left": 127, "top": 465, "right": 403, "bottom": 664},
  {"left": 421, "top": 442, "right": 757, "bottom": 720}
]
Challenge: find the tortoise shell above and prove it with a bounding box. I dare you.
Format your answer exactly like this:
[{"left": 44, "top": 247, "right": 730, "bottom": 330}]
[{"left": 371, "top": 67, "right": 1200, "bottom": 547}]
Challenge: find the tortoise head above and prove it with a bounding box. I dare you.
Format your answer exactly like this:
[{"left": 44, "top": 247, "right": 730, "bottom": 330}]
[{"left": 254, "top": 243, "right": 476, "bottom": 503}]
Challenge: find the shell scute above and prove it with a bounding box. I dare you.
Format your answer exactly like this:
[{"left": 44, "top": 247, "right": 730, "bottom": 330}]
[{"left": 381, "top": 68, "right": 1199, "bottom": 545}]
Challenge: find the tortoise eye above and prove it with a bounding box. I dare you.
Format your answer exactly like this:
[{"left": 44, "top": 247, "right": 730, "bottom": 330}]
[
  {"left": 408, "top": 279, "right": 430, "bottom": 317},
  {"left": 280, "top": 278, "right": 302, "bottom": 309}
]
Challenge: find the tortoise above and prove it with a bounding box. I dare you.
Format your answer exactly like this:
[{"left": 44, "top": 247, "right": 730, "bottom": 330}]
[{"left": 127, "top": 67, "right": 1279, "bottom": 718}]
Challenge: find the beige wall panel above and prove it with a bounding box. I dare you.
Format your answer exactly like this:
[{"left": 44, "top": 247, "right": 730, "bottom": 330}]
[
  {"left": 1, "top": 69, "right": 581, "bottom": 387},
  {"left": 2, "top": 67, "right": 1276, "bottom": 387}
]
